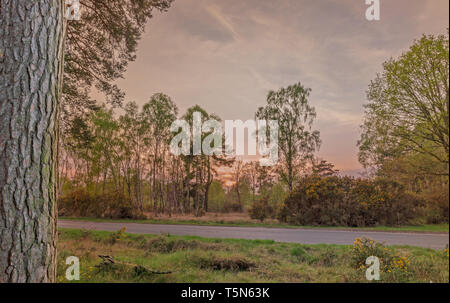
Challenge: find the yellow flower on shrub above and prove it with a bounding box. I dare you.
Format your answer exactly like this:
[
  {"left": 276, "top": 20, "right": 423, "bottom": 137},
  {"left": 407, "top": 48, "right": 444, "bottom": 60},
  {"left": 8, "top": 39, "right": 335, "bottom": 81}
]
[
  {"left": 389, "top": 256, "right": 409, "bottom": 272},
  {"left": 351, "top": 237, "right": 410, "bottom": 274}
]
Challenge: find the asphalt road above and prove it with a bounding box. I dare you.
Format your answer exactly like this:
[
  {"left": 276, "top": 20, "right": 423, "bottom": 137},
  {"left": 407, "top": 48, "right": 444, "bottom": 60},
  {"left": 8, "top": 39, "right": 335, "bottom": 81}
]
[{"left": 58, "top": 220, "right": 449, "bottom": 249}]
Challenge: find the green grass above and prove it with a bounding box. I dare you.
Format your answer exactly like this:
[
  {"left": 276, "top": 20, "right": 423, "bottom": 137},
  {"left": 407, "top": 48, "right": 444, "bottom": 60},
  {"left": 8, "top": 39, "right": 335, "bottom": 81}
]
[
  {"left": 57, "top": 228, "right": 449, "bottom": 283},
  {"left": 59, "top": 216, "right": 449, "bottom": 233}
]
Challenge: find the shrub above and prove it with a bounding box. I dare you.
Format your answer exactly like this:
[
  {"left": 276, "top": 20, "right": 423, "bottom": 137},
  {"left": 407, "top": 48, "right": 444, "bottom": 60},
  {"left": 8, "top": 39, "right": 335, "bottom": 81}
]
[
  {"left": 421, "top": 186, "right": 449, "bottom": 224},
  {"left": 222, "top": 201, "right": 243, "bottom": 213},
  {"left": 58, "top": 188, "right": 140, "bottom": 219},
  {"left": 249, "top": 196, "right": 274, "bottom": 222},
  {"left": 279, "top": 176, "right": 424, "bottom": 227},
  {"left": 364, "top": 178, "right": 424, "bottom": 226},
  {"left": 351, "top": 237, "right": 391, "bottom": 270},
  {"left": 58, "top": 188, "right": 101, "bottom": 217},
  {"left": 351, "top": 237, "right": 410, "bottom": 277}
]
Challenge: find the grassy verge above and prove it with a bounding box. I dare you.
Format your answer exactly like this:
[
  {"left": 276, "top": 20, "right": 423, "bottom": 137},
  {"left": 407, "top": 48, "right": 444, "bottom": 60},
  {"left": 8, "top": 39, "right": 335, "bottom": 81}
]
[
  {"left": 59, "top": 216, "right": 450, "bottom": 233},
  {"left": 57, "top": 228, "right": 449, "bottom": 283}
]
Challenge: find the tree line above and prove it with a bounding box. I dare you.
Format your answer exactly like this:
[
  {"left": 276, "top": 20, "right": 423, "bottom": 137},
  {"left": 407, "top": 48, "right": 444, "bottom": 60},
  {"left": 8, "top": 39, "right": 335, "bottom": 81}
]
[{"left": 59, "top": 81, "right": 323, "bottom": 218}]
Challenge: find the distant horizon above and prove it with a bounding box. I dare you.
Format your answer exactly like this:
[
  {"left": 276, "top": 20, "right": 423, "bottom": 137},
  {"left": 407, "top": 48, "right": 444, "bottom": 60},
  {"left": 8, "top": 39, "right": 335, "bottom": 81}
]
[{"left": 93, "top": 0, "right": 449, "bottom": 172}]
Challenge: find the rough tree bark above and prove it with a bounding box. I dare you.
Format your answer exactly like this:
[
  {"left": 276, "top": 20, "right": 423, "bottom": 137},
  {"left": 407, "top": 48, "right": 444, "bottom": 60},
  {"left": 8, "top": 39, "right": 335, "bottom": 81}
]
[{"left": 0, "top": 0, "right": 65, "bottom": 282}]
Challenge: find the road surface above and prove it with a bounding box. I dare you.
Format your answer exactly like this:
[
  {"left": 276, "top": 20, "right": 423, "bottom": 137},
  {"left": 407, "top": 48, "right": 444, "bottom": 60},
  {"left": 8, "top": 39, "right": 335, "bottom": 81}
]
[{"left": 59, "top": 220, "right": 449, "bottom": 249}]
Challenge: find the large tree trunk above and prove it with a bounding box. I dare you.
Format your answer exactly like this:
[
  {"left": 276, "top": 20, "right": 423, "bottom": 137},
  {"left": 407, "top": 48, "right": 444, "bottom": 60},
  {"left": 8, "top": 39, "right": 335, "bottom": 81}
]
[{"left": 0, "top": 0, "right": 65, "bottom": 282}]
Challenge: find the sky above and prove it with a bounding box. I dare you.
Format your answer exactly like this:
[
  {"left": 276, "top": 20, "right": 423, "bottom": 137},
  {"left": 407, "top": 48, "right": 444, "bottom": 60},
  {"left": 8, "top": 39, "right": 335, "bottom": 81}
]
[{"left": 114, "top": 0, "right": 449, "bottom": 173}]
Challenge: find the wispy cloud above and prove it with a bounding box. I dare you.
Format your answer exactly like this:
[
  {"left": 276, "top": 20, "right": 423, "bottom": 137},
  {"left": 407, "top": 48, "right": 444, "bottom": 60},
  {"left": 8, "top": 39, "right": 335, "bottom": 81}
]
[
  {"left": 115, "top": 0, "right": 449, "bottom": 170},
  {"left": 205, "top": 5, "right": 241, "bottom": 42}
]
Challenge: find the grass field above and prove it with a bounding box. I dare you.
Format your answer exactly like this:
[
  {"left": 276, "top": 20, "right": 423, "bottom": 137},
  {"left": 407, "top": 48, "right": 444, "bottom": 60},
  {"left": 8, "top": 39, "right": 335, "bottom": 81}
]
[
  {"left": 57, "top": 228, "right": 449, "bottom": 283},
  {"left": 59, "top": 214, "right": 450, "bottom": 233}
]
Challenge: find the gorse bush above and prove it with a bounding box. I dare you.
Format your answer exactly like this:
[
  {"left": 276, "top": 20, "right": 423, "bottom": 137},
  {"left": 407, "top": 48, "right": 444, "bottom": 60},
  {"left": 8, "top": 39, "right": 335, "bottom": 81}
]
[
  {"left": 279, "top": 176, "right": 424, "bottom": 227},
  {"left": 351, "top": 237, "right": 391, "bottom": 270},
  {"left": 351, "top": 178, "right": 425, "bottom": 226},
  {"left": 352, "top": 237, "right": 411, "bottom": 281}
]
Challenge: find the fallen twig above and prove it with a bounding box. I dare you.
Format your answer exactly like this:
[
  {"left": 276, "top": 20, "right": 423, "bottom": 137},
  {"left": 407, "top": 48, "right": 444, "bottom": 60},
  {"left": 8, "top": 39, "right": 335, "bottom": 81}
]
[{"left": 97, "top": 255, "right": 173, "bottom": 275}]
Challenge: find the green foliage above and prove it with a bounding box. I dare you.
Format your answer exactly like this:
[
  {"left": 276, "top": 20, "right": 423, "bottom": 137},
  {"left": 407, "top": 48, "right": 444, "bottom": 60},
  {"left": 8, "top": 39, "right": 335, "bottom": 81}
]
[
  {"left": 143, "top": 93, "right": 179, "bottom": 145},
  {"left": 62, "top": 0, "right": 174, "bottom": 127},
  {"left": 290, "top": 246, "right": 317, "bottom": 264},
  {"left": 247, "top": 180, "right": 287, "bottom": 221},
  {"left": 357, "top": 31, "right": 449, "bottom": 227},
  {"left": 208, "top": 181, "right": 227, "bottom": 212},
  {"left": 267, "top": 182, "right": 288, "bottom": 214},
  {"left": 256, "top": 82, "right": 321, "bottom": 191},
  {"left": 279, "top": 175, "right": 425, "bottom": 227},
  {"left": 249, "top": 196, "right": 274, "bottom": 222},
  {"left": 358, "top": 31, "right": 449, "bottom": 173},
  {"left": 421, "top": 185, "right": 449, "bottom": 224},
  {"left": 373, "top": 145, "right": 449, "bottom": 223}
]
